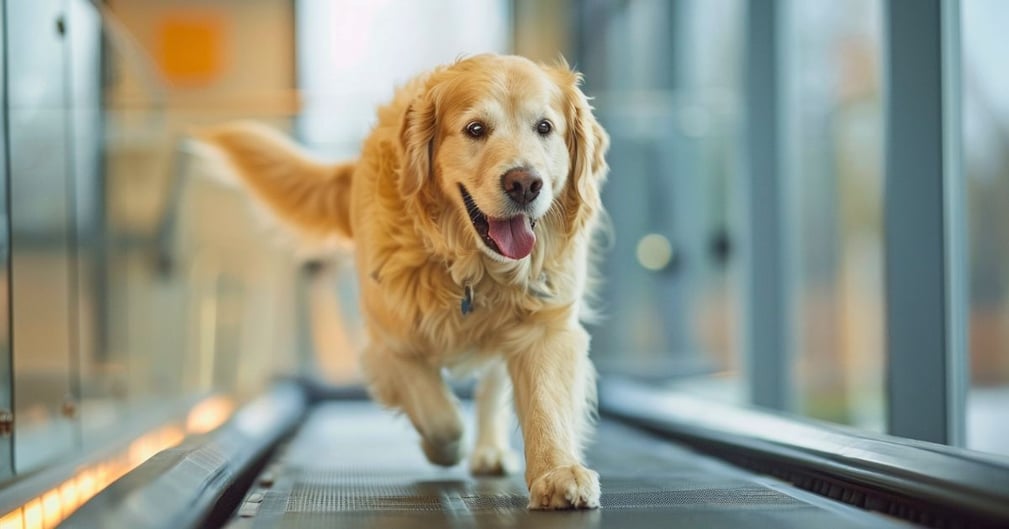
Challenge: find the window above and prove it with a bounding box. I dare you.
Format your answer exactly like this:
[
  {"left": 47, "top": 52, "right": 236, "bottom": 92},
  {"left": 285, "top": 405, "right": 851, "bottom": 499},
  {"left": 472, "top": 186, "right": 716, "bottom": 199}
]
[
  {"left": 962, "top": 0, "right": 1009, "bottom": 456},
  {"left": 781, "top": 0, "right": 886, "bottom": 431}
]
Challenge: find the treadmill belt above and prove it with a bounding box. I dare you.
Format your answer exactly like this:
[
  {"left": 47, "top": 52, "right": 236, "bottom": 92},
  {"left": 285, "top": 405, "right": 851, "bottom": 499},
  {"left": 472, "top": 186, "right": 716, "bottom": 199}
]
[{"left": 228, "top": 402, "right": 913, "bottom": 528}]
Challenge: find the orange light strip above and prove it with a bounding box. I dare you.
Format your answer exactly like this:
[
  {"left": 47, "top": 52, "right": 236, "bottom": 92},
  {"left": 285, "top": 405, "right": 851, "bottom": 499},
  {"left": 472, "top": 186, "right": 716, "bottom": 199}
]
[
  {"left": 186, "top": 395, "right": 235, "bottom": 434},
  {"left": 0, "top": 395, "right": 233, "bottom": 528}
]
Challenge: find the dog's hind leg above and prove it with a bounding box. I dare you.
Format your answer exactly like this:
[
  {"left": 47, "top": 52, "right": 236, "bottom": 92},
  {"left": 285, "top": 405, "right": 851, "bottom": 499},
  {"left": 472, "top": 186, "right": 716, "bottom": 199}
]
[
  {"left": 361, "top": 343, "right": 465, "bottom": 467},
  {"left": 469, "top": 361, "right": 519, "bottom": 476}
]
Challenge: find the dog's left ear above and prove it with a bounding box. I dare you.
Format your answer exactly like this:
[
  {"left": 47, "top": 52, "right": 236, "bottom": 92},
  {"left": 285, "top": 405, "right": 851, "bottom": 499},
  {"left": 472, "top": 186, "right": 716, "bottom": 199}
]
[
  {"left": 554, "top": 64, "right": 610, "bottom": 230},
  {"left": 398, "top": 93, "right": 438, "bottom": 198}
]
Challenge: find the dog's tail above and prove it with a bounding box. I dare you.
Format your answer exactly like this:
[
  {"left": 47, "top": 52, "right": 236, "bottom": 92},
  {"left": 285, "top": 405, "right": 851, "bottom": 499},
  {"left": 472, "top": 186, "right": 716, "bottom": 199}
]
[{"left": 196, "top": 121, "right": 355, "bottom": 242}]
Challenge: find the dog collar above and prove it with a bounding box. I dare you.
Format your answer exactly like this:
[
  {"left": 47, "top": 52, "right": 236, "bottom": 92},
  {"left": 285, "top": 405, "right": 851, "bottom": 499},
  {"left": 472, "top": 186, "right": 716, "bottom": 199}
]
[
  {"left": 529, "top": 272, "right": 553, "bottom": 299},
  {"left": 461, "top": 284, "right": 474, "bottom": 315},
  {"left": 459, "top": 272, "right": 553, "bottom": 315}
]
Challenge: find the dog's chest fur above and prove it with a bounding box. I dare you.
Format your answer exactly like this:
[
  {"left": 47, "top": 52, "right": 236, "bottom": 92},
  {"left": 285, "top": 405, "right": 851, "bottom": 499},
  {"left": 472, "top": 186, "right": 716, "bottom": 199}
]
[{"left": 359, "top": 235, "right": 581, "bottom": 363}]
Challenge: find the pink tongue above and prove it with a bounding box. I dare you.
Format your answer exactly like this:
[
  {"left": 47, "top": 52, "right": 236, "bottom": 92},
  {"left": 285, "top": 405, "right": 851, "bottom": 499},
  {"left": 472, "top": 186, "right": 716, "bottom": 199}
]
[{"left": 487, "top": 214, "right": 536, "bottom": 259}]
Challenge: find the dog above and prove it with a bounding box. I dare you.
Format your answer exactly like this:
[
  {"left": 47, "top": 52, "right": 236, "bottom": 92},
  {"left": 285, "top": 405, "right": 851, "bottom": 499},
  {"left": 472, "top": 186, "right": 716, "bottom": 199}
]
[{"left": 200, "top": 54, "right": 609, "bottom": 509}]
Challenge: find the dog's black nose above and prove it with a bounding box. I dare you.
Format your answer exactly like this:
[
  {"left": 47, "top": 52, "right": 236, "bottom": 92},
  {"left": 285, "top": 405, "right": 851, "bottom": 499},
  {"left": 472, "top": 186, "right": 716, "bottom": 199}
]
[{"left": 501, "top": 168, "right": 543, "bottom": 207}]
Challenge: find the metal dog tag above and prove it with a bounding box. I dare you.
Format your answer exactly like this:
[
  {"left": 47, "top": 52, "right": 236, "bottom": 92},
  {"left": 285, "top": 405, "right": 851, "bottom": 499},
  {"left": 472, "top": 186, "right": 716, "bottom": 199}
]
[{"left": 461, "top": 285, "right": 474, "bottom": 315}]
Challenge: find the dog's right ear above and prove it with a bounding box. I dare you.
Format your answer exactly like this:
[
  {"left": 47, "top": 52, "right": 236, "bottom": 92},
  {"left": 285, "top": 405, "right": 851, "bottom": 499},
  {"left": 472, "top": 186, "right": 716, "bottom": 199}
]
[{"left": 398, "top": 95, "right": 438, "bottom": 198}]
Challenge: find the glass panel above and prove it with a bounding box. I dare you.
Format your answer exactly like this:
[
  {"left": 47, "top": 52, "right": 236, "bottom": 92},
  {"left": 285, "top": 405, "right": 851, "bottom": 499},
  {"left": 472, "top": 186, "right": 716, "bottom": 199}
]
[
  {"left": 67, "top": 0, "right": 122, "bottom": 452},
  {"left": 2, "top": 0, "right": 311, "bottom": 467},
  {"left": 8, "top": 0, "right": 80, "bottom": 472},
  {"left": 962, "top": 0, "right": 1009, "bottom": 456},
  {"left": 781, "top": 0, "right": 885, "bottom": 430},
  {"left": 0, "top": 0, "right": 13, "bottom": 480}
]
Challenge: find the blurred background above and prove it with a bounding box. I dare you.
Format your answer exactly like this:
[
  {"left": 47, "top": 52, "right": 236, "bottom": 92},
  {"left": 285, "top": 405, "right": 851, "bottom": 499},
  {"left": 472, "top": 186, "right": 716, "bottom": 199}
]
[{"left": 1, "top": 0, "right": 1007, "bottom": 492}]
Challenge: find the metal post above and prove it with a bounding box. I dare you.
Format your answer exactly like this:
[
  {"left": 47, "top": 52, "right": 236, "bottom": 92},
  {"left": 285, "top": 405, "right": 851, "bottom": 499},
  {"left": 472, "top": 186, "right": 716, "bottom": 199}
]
[
  {"left": 941, "top": 0, "right": 967, "bottom": 447},
  {"left": 743, "top": 0, "right": 791, "bottom": 410},
  {"left": 883, "top": 0, "right": 965, "bottom": 444}
]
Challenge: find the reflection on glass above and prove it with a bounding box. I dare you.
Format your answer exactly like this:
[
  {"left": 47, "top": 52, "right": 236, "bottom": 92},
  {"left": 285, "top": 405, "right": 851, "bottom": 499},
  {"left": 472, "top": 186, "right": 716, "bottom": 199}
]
[
  {"left": 962, "top": 0, "right": 1009, "bottom": 456},
  {"left": 97, "top": 0, "right": 303, "bottom": 414},
  {"left": 782, "top": 0, "right": 885, "bottom": 430}
]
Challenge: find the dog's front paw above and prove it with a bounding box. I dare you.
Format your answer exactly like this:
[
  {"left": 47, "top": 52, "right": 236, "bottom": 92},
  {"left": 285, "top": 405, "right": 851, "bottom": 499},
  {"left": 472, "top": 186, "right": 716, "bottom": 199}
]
[
  {"left": 527, "top": 465, "right": 600, "bottom": 510},
  {"left": 417, "top": 408, "right": 465, "bottom": 467},
  {"left": 469, "top": 445, "right": 520, "bottom": 476},
  {"left": 421, "top": 434, "right": 464, "bottom": 467}
]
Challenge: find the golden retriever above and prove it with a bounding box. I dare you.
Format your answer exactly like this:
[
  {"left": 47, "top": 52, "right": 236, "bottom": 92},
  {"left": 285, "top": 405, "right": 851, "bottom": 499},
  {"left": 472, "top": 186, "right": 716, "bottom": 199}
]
[{"left": 200, "top": 54, "right": 609, "bottom": 509}]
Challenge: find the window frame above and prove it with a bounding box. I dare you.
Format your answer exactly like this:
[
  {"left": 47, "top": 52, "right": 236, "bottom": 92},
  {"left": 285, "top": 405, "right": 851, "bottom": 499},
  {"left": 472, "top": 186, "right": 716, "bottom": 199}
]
[{"left": 881, "top": 0, "right": 967, "bottom": 445}]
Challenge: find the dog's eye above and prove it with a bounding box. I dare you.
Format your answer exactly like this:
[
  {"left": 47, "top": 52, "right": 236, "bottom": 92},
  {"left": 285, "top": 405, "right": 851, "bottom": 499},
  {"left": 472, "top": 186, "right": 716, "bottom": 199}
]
[
  {"left": 536, "top": 119, "right": 553, "bottom": 136},
  {"left": 465, "top": 121, "right": 487, "bottom": 139}
]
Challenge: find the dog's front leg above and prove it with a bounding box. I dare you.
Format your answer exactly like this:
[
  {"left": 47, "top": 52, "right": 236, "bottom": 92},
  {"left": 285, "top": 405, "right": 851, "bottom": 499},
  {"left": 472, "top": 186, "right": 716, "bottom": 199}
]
[{"left": 508, "top": 325, "right": 599, "bottom": 510}]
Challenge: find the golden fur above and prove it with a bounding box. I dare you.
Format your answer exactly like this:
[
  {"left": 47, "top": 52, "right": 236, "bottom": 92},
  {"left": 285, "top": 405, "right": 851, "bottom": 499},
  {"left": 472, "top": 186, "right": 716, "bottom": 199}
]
[{"left": 200, "top": 54, "right": 609, "bottom": 509}]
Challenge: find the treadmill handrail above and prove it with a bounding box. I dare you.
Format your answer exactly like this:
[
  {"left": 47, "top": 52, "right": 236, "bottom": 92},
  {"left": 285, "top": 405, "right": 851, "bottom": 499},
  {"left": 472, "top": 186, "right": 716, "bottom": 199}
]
[{"left": 600, "top": 378, "right": 1009, "bottom": 529}]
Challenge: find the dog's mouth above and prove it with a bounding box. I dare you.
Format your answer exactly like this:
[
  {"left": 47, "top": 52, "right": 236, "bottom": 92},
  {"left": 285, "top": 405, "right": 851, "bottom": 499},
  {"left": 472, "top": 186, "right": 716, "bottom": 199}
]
[{"left": 459, "top": 184, "right": 537, "bottom": 260}]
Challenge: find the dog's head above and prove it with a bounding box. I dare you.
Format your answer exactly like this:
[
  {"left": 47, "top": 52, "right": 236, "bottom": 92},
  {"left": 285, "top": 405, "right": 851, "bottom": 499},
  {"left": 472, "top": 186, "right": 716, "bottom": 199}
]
[{"left": 400, "top": 55, "right": 609, "bottom": 262}]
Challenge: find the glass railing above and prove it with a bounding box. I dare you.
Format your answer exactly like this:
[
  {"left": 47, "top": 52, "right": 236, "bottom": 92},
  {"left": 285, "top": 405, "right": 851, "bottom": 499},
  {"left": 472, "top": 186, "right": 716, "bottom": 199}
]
[{"left": 1, "top": 0, "right": 310, "bottom": 487}]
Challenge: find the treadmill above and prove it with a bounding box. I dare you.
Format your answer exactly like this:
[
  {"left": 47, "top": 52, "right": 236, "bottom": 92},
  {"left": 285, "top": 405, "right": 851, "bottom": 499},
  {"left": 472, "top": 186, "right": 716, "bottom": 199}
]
[{"left": 60, "top": 379, "right": 1009, "bottom": 529}]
